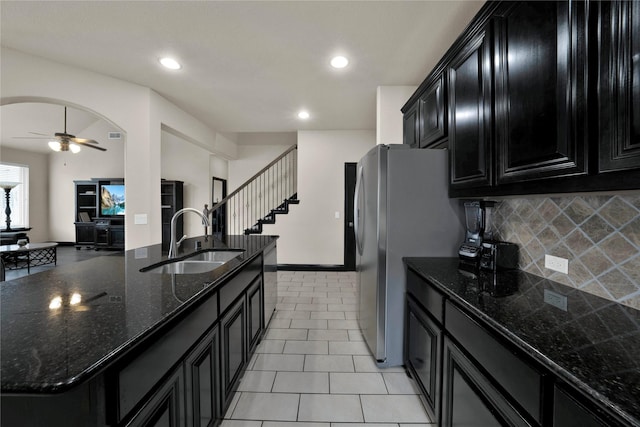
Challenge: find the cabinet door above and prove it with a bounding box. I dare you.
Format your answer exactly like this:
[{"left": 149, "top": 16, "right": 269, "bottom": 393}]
[
  {"left": 185, "top": 327, "right": 219, "bottom": 427},
  {"left": 598, "top": 1, "right": 640, "bottom": 172},
  {"left": 221, "top": 297, "right": 246, "bottom": 410},
  {"left": 448, "top": 26, "right": 493, "bottom": 189},
  {"left": 553, "top": 385, "right": 606, "bottom": 427},
  {"left": 494, "top": 1, "right": 588, "bottom": 184},
  {"left": 110, "top": 226, "right": 125, "bottom": 248},
  {"left": 127, "top": 368, "right": 185, "bottom": 427},
  {"left": 441, "top": 337, "right": 532, "bottom": 427},
  {"left": 419, "top": 74, "right": 447, "bottom": 148},
  {"left": 403, "top": 101, "right": 419, "bottom": 148},
  {"left": 75, "top": 223, "right": 95, "bottom": 246},
  {"left": 405, "top": 296, "right": 442, "bottom": 422},
  {"left": 247, "top": 277, "right": 263, "bottom": 354}
]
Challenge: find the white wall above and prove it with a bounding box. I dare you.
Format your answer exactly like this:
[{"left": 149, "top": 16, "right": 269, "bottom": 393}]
[
  {"left": 0, "top": 147, "right": 49, "bottom": 242},
  {"left": 228, "top": 143, "right": 295, "bottom": 192},
  {"left": 2, "top": 47, "right": 235, "bottom": 248},
  {"left": 377, "top": 86, "right": 417, "bottom": 145},
  {"left": 262, "top": 130, "right": 375, "bottom": 265},
  {"left": 161, "top": 130, "right": 218, "bottom": 237}
]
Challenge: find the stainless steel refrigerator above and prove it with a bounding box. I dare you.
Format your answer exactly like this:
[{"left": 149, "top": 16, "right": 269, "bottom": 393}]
[{"left": 355, "top": 144, "right": 464, "bottom": 367}]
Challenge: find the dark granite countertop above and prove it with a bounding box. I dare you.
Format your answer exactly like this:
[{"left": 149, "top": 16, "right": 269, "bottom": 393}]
[
  {"left": 1, "top": 234, "right": 277, "bottom": 394},
  {"left": 404, "top": 257, "right": 640, "bottom": 427}
]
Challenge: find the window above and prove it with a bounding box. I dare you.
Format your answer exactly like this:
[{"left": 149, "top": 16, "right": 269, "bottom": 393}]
[{"left": 0, "top": 163, "right": 29, "bottom": 230}]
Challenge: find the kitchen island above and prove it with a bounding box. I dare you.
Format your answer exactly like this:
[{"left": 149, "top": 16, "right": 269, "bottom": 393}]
[
  {"left": 1, "top": 234, "right": 278, "bottom": 427},
  {"left": 404, "top": 258, "right": 640, "bottom": 427}
]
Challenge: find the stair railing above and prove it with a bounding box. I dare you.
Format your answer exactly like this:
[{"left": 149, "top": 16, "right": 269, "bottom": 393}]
[{"left": 210, "top": 144, "right": 298, "bottom": 235}]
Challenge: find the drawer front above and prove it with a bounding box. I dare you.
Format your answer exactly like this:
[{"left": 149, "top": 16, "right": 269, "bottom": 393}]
[
  {"left": 219, "top": 255, "right": 262, "bottom": 312},
  {"left": 116, "top": 291, "right": 218, "bottom": 423},
  {"left": 407, "top": 267, "right": 444, "bottom": 324},
  {"left": 445, "top": 301, "right": 543, "bottom": 423}
]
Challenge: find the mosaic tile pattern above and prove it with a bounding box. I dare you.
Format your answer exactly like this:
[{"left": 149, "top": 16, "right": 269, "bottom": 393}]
[{"left": 492, "top": 193, "right": 640, "bottom": 310}]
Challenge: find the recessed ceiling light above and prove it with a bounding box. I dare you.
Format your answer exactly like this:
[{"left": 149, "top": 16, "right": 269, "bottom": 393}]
[
  {"left": 159, "top": 57, "right": 182, "bottom": 70},
  {"left": 297, "top": 111, "right": 310, "bottom": 120},
  {"left": 330, "top": 56, "right": 349, "bottom": 69}
]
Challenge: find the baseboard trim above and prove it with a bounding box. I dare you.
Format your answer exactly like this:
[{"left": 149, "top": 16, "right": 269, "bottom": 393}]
[
  {"left": 56, "top": 241, "right": 76, "bottom": 247},
  {"left": 277, "top": 264, "right": 355, "bottom": 272}
]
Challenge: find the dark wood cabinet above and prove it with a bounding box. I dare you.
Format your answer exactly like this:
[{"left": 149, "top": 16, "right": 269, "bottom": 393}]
[
  {"left": 74, "top": 222, "right": 95, "bottom": 248},
  {"left": 494, "top": 1, "right": 588, "bottom": 184},
  {"left": 441, "top": 336, "right": 530, "bottom": 427},
  {"left": 161, "top": 180, "right": 184, "bottom": 252},
  {"left": 403, "top": 101, "right": 419, "bottom": 148},
  {"left": 598, "top": 0, "right": 640, "bottom": 173},
  {"left": 185, "top": 327, "right": 219, "bottom": 427},
  {"left": 405, "top": 295, "right": 442, "bottom": 422},
  {"left": 448, "top": 25, "right": 493, "bottom": 189},
  {"left": 419, "top": 74, "right": 447, "bottom": 148},
  {"left": 94, "top": 218, "right": 125, "bottom": 250},
  {"left": 128, "top": 367, "right": 185, "bottom": 427},
  {"left": 553, "top": 385, "right": 607, "bottom": 427},
  {"left": 221, "top": 297, "right": 246, "bottom": 410},
  {"left": 405, "top": 0, "right": 640, "bottom": 197},
  {"left": 247, "top": 277, "right": 263, "bottom": 354},
  {"left": 74, "top": 180, "right": 98, "bottom": 249}
]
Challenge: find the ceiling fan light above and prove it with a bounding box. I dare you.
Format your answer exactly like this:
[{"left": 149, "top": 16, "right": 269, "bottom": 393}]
[
  {"left": 48, "top": 140, "right": 61, "bottom": 152},
  {"left": 69, "top": 143, "right": 81, "bottom": 153}
]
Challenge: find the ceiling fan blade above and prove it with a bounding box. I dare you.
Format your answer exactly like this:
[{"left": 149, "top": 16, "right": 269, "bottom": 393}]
[
  {"left": 82, "top": 143, "right": 107, "bottom": 152},
  {"left": 13, "top": 136, "right": 51, "bottom": 139},
  {"left": 70, "top": 137, "right": 99, "bottom": 145},
  {"left": 29, "top": 132, "right": 53, "bottom": 137}
]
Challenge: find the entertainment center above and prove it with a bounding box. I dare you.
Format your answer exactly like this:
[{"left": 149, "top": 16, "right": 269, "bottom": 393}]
[{"left": 74, "top": 179, "right": 183, "bottom": 250}]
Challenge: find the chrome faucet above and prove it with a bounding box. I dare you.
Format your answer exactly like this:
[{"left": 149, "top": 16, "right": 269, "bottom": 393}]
[{"left": 169, "top": 208, "right": 210, "bottom": 258}]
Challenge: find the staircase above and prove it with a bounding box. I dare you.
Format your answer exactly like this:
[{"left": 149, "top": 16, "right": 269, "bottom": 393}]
[{"left": 210, "top": 145, "right": 299, "bottom": 235}]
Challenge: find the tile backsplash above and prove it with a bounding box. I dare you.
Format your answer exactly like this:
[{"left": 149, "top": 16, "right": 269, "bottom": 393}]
[{"left": 492, "top": 193, "right": 640, "bottom": 310}]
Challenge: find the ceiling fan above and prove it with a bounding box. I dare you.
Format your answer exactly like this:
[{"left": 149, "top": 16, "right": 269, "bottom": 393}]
[{"left": 14, "top": 106, "right": 106, "bottom": 152}]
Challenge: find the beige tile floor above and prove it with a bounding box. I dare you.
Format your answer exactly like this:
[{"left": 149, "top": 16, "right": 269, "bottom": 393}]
[{"left": 221, "top": 271, "right": 434, "bottom": 427}]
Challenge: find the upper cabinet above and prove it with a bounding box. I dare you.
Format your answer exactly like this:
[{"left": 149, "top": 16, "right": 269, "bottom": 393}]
[
  {"left": 402, "top": 72, "right": 448, "bottom": 149},
  {"left": 493, "top": 1, "right": 588, "bottom": 184},
  {"left": 419, "top": 74, "right": 447, "bottom": 148},
  {"left": 448, "top": 26, "right": 493, "bottom": 189},
  {"left": 403, "top": 101, "right": 419, "bottom": 148},
  {"left": 598, "top": 0, "right": 640, "bottom": 173},
  {"left": 403, "top": 0, "right": 640, "bottom": 198}
]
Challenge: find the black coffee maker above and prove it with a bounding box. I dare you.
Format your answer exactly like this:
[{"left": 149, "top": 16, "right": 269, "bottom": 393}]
[{"left": 458, "top": 201, "right": 493, "bottom": 263}]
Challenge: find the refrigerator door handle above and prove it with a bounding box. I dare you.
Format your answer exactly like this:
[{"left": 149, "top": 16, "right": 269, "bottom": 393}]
[{"left": 354, "top": 164, "right": 364, "bottom": 256}]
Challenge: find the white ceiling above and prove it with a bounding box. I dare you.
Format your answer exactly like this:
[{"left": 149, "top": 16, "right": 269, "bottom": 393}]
[{"left": 0, "top": 0, "right": 485, "bottom": 142}]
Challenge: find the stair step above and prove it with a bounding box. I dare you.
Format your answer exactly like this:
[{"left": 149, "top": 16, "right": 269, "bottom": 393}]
[{"left": 246, "top": 195, "right": 300, "bottom": 235}]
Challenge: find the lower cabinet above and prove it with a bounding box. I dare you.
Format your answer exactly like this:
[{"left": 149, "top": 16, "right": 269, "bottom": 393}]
[
  {"left": 127, "top": 368, "right": 185, "bottom": 427},
  {"left": 221, "top": 296, "right": 247, "bottom": 410},
  {"left": 247, "top": 277, "right": 263, "bottom": 354},
  {"left": 405, "top": 264, "right": 632, "bottom": 427},
  {"left": 441, "top": 337, "right": 532, "bottom": 427},
  {"left": 553, "top": 385, "right": 607, "bottom": 427},
  {"left": 185, "top": 327, "right": 220, "bottom": 427},
  {"left": 119, "top": 255, "right": 265, "bottom": 427},
  {"left": 74, "top": 222, "right": 95, "bottom": 248},
  {"left": 405, "top": 295, "right": 442, "bottom": 421}
]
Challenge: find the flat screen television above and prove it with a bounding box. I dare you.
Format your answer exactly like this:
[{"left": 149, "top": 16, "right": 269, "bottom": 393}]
[{"left": 100, "top": 184, "right": 125, "bottom": 216}]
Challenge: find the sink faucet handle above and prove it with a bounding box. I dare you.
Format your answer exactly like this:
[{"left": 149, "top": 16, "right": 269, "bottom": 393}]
[{"left": 176, "top": 235, "right": 187, "bottom": 247}]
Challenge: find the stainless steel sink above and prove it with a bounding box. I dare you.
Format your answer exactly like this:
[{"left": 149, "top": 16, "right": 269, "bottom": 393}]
[
  {"left": 186, "top": 250, "right": 244, "bottom": 263},
  {"left": 144, "top": 260, "right": 226, "bottom": 274},
  {"left": 141, "top": 250, "right": 244, "bottom": 274}
]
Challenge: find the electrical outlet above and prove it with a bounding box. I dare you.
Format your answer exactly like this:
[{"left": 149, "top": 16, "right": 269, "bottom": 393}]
[
  {"left": 545, "top": 254, "right": 569, "bottom": 274},
  {"left": 544, "top": 289, "right": 568, "bottom": 311}
]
